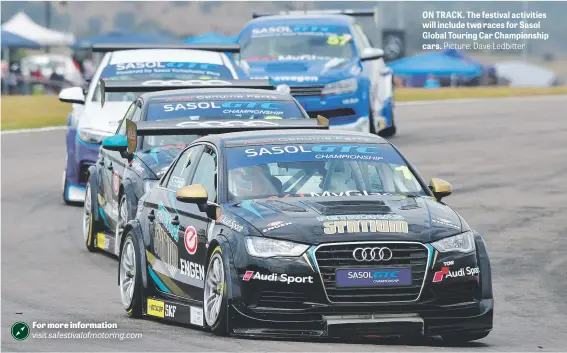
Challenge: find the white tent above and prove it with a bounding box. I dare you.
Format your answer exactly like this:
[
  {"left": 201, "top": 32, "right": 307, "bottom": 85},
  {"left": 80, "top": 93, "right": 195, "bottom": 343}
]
[
  {"left": 1, "top": 12, "right": 75, "bottom": 46},
  {"left": 494, "top": 61, "right": 557, "bottom": 87}
]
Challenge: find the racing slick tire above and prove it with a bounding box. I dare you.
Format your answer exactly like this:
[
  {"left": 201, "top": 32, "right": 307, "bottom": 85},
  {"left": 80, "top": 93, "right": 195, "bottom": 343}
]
[
  {"left": 119, "top": 232, "right": 143, "bottom": 318},
  {"left": 204, "top": 246, "right": 229, "bottom": 336},
  {"left": 83, "top": 182, "right": 100, "bottom": 252},
  {"left": 378, "top": 109, "right": 397, "bottom": 138},
  {"left": 441, "top": 331, "right": 490, "bottom": 343}
]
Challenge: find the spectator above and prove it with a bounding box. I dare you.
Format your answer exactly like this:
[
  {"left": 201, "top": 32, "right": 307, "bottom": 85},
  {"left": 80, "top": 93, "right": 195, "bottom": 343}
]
[
  {"left": 424, "top": 74, "right": 440, "bottom": 89},
  {"left": 7, "top": 62, "right": 22, "bottom": 95}
]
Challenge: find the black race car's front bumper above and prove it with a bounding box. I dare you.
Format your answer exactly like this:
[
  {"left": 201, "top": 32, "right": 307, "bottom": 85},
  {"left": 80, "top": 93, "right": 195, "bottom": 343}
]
[
  {"left": 228, "top": 298, "right": 493, "bottom": 338},
  {"left": 225, "top": 238, "right": 493, "bottom": 339}
]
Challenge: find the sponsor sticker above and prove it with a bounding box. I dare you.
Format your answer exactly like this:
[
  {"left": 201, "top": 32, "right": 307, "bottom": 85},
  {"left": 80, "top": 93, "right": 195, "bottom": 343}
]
[
  {"left": 112, "top": 171, "right": 120, "bottom": 195},
  {"left": 180, "top": 259, "right": 205, "bottom": 281},
  {"left": 156, "top": 204, "right": 180, "bottom": 241},
  {"left": 432, "top": 218, "right": 460, "bottom": 230},
  {"left": 317, "top": 214, "right": 405, "bottom": 222},
  {"left": 432, "top": 266, "right": 480, "bottom": 283},
  {"left": 336, "top": 268, "right": 412, "bottom": 287},
  {"left": 323, "top": 220, "right": 409, "bottom": 235},
  {"left": 147, "top": 298, "right": 165, "bottom": 318},
  {"left": 242, "top": 271, "right": 313, "bottom": 284},
  {"left": 96, "top": 233, "right": 110, "bottom": 250},
  {"left": 184, "top": 226, "right": 198, "bottom": 255},
  {"left": 154, "top": 225, "right": 179, "bottom": 277},
  {"left": 262, "top": 221, "right": 292, "bottom": 233},
  {"left": 190, "top": 307, "right": 204, "bottom": 326},
  {"left": 216, "top": 215, "right": 244, "bottom": 233}
]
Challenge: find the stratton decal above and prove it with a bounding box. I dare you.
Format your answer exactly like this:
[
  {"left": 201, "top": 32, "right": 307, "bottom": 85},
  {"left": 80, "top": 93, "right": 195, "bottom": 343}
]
[
  {"left": 154, "top": 226, "right": 178, "bottom": 277},
  {"left": 157, "top": 204, "right": 180, "bottom": 241},
  {"left": 432, "top": 266, "right": 480, "bottom": 283},
  {"left": 323, "top": 220, "right": 409, "bottom": 235},
  {"left": 242, "top": 271, "right": 313, "bottom": 284}
]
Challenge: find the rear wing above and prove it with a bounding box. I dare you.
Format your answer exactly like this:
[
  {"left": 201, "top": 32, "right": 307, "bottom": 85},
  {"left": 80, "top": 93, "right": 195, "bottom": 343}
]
[
  {"left": 124, "top": 116, "right": 329, "bottom": 153},
  {"left": 91, "top": 43, "right": 240, "bottom": 53},
  {"left": 253, "top": 9, "right": 375, "bottom": 18},
  {"left": 99, "top": 79, "right": 274, "bottom": 107}
]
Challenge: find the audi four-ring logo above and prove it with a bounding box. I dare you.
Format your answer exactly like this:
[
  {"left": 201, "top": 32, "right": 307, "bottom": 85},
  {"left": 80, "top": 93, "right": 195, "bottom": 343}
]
[
  {"left": 141, "top": 80, "right": 232, "bottom": 86},
  {"left": 352, "top": 247, "right": 393, "bottom": 262}
]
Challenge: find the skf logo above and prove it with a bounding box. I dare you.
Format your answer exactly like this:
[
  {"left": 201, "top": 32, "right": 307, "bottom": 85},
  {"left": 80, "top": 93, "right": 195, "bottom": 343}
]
[
  {"left": 165, "top": 304, "right": 176, "bottom": 318},
  {"left": 432, "top": 267, "right": 449, "bottom": 282},
  {"left": 243, "top": 271, "right": 254, "bottom": 281}
]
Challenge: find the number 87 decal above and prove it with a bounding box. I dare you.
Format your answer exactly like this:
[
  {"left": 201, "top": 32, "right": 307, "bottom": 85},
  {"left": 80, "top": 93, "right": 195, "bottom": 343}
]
[{"left": 327, "top": 34, "right": 352, "bottom": 46}]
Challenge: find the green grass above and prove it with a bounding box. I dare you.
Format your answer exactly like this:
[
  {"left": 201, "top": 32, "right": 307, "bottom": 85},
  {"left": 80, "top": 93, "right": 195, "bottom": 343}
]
[
  {"left": 1, "top": 95, "right": 71, "bottom": 130},
  {"left": 1, "top": 86, "right": 566, "bottom": 130}
]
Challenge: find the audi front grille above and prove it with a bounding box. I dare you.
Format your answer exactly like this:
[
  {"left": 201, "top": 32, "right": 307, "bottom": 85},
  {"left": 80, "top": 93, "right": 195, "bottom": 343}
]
[{"left": 313, "top": 242, "right": 430, "bottom": 304}]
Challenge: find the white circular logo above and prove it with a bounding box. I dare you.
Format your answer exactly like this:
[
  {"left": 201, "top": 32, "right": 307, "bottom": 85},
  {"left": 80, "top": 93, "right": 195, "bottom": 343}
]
[
  {"left": 184, "top": 226, "right": 198, "bottom": 255},
  {"left": 276, "top": 84, "right": 291, "bottom": 94}
]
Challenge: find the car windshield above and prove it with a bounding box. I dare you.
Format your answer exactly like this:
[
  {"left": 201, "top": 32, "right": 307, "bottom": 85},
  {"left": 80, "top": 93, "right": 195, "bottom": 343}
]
[
  {"left": 240, "top": 25, "right": 355, "bottom": 60},
  {"left": 225, "top": 143, "right": 426, "bottom": 202},
  {"left": 92, "top": 61, "right": 234, "bottom": 102},
  {"left": 146, "top": 94, "right": 305, "bottom": 121},
  {"left": 141, "top": 136, "right": 202, "bottom": 151}
]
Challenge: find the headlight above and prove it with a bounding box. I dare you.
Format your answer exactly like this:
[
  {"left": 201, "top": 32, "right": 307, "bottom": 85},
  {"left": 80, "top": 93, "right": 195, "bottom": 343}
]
[
  {"left": 321, "top": 78, "right": 358, "bottom": 95},
  {"left": 245, "top": 236, "right": 309, "bottom": 258},
  {"left": 143, "top": 180, "right": 158, "bottom": 193},
  {"left": 431, "top": 231, "right": 476, "bottom": 253},
  {"left": 78, "top": 128, "right": 110, "bottom": 144}
]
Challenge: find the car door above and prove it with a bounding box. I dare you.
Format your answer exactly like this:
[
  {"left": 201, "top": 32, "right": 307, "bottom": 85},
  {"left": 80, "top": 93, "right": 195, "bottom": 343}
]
[
  {"left": 174, "top": 144, "right": 219, "bottom": 303},
  {"left": 146, "top": 145, "right": 203, "bottom": 299},
  {"left": 101, "top": 101, "right": 138, "bottom": 229}
]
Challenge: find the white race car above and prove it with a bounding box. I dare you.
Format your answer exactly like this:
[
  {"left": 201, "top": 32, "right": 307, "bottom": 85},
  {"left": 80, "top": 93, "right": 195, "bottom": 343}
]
[{"left": 59, "top": 44, "right": 245, "bottom": 204}]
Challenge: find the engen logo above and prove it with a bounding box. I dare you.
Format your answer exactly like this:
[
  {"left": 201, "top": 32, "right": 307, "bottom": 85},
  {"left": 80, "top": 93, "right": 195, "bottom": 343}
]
[
  {"left": 242, "top": 271, "right": 313, "bottom": 284},
  {"left": 184, "top": 226, "right": 198, "bottom": 255},
  {"left": 433, "top": 266, "right": 480, "bottom": 282}
]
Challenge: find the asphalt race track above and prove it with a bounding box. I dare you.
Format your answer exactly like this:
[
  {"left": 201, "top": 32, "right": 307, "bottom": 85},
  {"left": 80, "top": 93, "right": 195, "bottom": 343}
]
[{"left": 2, "top": 95, "right": 567, "bottom": 352}]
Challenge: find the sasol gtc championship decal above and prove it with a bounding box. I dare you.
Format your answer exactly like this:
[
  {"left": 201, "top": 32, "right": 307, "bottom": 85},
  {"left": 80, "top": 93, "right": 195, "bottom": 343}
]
[
  {"left": 243, "top": 271, "right": 313, "bottom": 284},
  {"left": 336, "top": 268, "right": 412, "bottom": 287},
  {"left": 262, "top": 220, "right": 292, "bottom": 233},
  {"left": 432, "top": 266, "right": 480, "bottom": 283},
  {"left": 183, "top": 226, "right": 198, "bottom": 255}
]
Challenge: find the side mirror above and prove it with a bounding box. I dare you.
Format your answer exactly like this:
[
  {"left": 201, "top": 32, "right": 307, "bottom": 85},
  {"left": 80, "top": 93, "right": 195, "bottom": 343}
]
[
  {"left": 429, "top": 178, "right": 452, "bottom": 201},
  {"left": 176, "top": 184, "right": 208, "bottom": 205},
  {"left": 102, "top": 135, "right": 128, "bottom": 152},
  {"left": 59, "top": 86, "right": 85, "bottom": 104},
  {"left": 360, "top": 47, "right": 384, "bottom": 62}
]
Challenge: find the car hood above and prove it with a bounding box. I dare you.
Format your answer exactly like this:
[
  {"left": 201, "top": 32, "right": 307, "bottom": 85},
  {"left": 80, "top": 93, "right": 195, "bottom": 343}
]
[
  {"left": 134, "top": 146, "right": 185, "bottom": 179},
  {"left": 77, "top": 102, "right": 132, "bottom": 133},
  {"left": 245, "top": 57, "right": 360, "bottom": 85},
  {"left": 222, "top": 195, "right": 468, "bottom": 245}
]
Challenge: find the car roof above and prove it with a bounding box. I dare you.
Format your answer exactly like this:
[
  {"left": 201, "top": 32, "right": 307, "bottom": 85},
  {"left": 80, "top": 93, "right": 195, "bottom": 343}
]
[
  {"left": 108, "top": 49, "right": 224, "bottom": 65},
  {"left": 246, "top": 14, "right": 355, "bottom": 27},
  {"left": 198, "top": 129, "right": 388, "bottom": 148},
  {"left": 141, "top": 88, "right": 293, "bottom": 102}
]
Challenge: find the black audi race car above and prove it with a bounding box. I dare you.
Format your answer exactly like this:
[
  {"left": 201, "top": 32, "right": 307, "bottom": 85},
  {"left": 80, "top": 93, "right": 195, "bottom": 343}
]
[
  {"left": 118, "top": 129, "right": 493, "bottom": 342},
  {"left": 84, "top": 79, "right": 313, "bottom": 256}
]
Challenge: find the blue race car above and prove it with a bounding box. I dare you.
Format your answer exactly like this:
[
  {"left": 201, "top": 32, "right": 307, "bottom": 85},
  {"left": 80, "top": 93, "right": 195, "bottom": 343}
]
[
  {"left": 58, "top": 44, "right": 246, "bottom": 205},
  {"left": 237, "top": 11, "right": 395, "bottom": 137}
]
